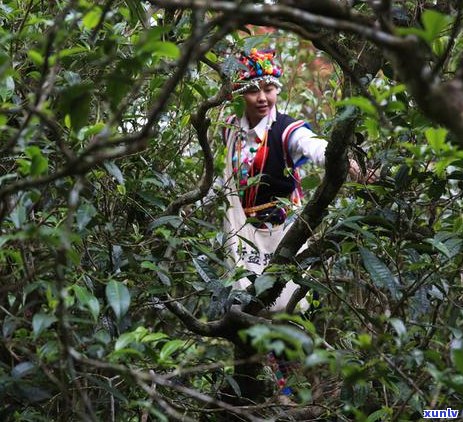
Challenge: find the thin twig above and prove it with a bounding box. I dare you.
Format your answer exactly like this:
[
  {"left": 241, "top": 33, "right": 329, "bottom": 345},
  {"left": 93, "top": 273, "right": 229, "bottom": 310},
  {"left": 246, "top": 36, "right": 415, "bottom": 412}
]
[{"left": 69, "top": 349, "right": 269, "bottom": 422}]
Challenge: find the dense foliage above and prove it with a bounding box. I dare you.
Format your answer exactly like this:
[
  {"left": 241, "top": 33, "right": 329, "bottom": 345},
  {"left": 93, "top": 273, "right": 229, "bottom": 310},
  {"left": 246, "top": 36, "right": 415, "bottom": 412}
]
[{"left": 1, "top": 1, "right": 463, "bottom": 421}]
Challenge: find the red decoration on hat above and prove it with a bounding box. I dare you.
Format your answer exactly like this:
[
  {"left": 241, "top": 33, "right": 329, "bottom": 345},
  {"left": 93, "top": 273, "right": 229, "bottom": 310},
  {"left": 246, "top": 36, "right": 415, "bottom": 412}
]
[
  {"left": 232, "top": 48, "right": 283, "bottom": 94},
  {"left": 237, "top": 48, "right": 282, "bottom": 81}
]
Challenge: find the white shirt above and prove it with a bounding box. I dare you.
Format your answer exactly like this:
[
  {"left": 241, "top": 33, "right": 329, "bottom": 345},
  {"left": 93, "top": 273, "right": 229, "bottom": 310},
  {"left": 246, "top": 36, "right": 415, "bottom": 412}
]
[{"left": 237, "top": 106, "right": 328, "bottom": 168}]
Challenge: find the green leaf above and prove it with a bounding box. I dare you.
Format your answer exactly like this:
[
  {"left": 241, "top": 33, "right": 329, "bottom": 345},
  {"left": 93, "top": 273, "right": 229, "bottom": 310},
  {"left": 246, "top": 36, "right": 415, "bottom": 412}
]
[
  {"left": 356, "top": 333, "right": 372, "bottom": 349},
  {"left": 57, "top": 46, "right": 89, "bottom": 59},
  {"left": 390, "top": 318, "right": 407, "bottom": 338},
  {"left": 103, "top": 161, "right": 124, "bottom": 185},
  {"left": 425, "top": 236, "right": 451, "bottom": 258},
  {"left": 232, "top": 95, "right": 246, "bottom": 118},
  {"left": 385, "top": 100, "right": 406, "bottom": 113},
  {"left": 341, "top": 220, "right": 375, "bottom": 240},
  {"left": 243, "top": 35, "right": 271, "bottom": 53},
  {"left": 452, "top": 348, "right": 463, "bottom": 374},
  {"left": 359, "top": 247, "right": 401, "bottom": 300},
  {"left": 16, "top": 385, "right": 52, "bottom": 402},
  {"left": 115, "top": 332, "right": 136, "bottom": 351},
  {"left": 396, "top": 10, "right": 451, "bottom": 45},
  {"left": 190, "top": 82, "right": 208, "bottom": 100},
  {"left": 28, "top": 50, "right": 44, "bottom": 66},
  {"left": 71, "top": 94, "right": 91, "bottom": 131},
  {"left": 59, "top": 82, "right": 93, "bottom": 131},
  {"left": 148, "top": 215, "right": 183, "bottom": 231},
  {"left": 274, "top": 314, "right": 316, "bottom": 335},
  {"left": 10, "top": 201, "right": 26, "bottom": 229},
  {"left": 32, "top": 313, "right": 57, "bottom": 338},
  {"left": 254, "top": 273, "right": 277, "bottom": 296},
  {"left": 433, "top": 35, "right": 449, "bottom": 57},
  {"left": 150, "top": 409, "right": 169, "bottom": 422},
  {"left": 192, "top": 257, "right": 217, "bottom": 284},
  {"left": 138, "top": 27, "right": 171, "bottom": 54},
  {"left": 25, "top": 146, "right": 48, "bottom": 176},
  {"left": 105, "top": 280, "right": 131, "bottom": 321},
  {"left": 105, "top": 58, "right": 140, "bottom": 111},
  {"left": 396, "top": 27, "right": 426, "bottom": 41},
  {"left": 297, "top": 276, "right": 330, "bottom": 294},
  {"left": 158, "top": 272, "right": 172, "bottom": 286},
  {"left": 30, "top": 154, "right": 48, "bottom": 175},
  {"left": 17, "top": 159, "right": 30, "bottom": 176},
  {"left": 16, "top": 146, "right": 48, "bottom": 177},
  {"left": 141, "top": 261, "right": 157, "bottom": 270},
  {"left": 9, "top": 194, "right": 28, "bottom": 228},
  {"left": 301, "top": 174, "right": 321, "bottom": 190},
  {"left": 73, "top": 285, "right": 100, "bottom": 321},
  {"left": 364, "top": 116, "right": 379, "bottom": 139},
  {"left": 421, "top": 9, "right": 452, "bottom": 44},
  {"left": 272, "top": 325, "right": 314, "bottom": 353},
  {"left": 337, "top": 96, "right": 377, "bottom": 116},
  {"left": 114, "top": 327, "right": 168, "bottom": 351},
  {"left": 0, "top": 51, "right": 10, "bottom": 76},
  {"left": 76, "top": 202, "right": 97, "bottom": 231},
  {"left": 82, "top": 7, "right": 102, "bottom": 29},
  {"left": 305, "top": 350, "right": 331, "bottom": 367},
  {"left": 142, "top": 332, "right": 169, "bottom": 343},
  {"left": 425, "top": 127, "right": 448, "bottom": 152},
  {"left": 159, "top": 339, "right": 185, "bottom": 362},
  {"left": 243, "top": 324, "right": 270, "bottom": 343},
  {"left": 150, "top": 41, "right": 180, "bottom": 59},
  {"left": 0, "top": 75, "right": 14, "bottom": 101},
  {"left": 124, "top": 0, "right": 147, "bottom": 25},
  {"left": 109, "top": 347, "right": 144, "bottom": 361},
  {"left": 116, "top": 183, "right": 126, "bottom": 195},
  {"left": 225, "top": 375, "right": 241, "bottom": 397},
  {"left": 205, "top": 51, "right": 217, "bottom": 63},
  {"left": 82, "top": 122, "right": 106, "bottom": 137},
  {"left": 3, "top": 314, "right": 17, "bottom": 337},
  {"left": 11, "top": 361, "right": 35, "bottom": 379}
]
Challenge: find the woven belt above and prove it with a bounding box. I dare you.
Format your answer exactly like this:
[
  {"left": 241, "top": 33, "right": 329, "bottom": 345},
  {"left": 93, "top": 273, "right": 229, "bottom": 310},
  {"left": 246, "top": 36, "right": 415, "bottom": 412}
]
[{"left": 244, "top": 201, "right": 279, "bottom": 216}]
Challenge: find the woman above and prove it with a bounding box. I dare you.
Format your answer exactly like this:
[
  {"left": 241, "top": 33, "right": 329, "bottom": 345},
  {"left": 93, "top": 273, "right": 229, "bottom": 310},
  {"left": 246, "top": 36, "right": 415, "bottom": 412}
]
[{"left": 223, "top": 48, "right": 337, "bottom": 311}]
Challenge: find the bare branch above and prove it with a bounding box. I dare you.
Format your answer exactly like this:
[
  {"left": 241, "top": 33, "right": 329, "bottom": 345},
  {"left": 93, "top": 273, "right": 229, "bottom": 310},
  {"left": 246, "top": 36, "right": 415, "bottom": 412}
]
[
  {"left": 279, "top": 0, "right": 356, "bottom": 20},
  {"left": 165, "top": 298, "right": 271, "bottom": 342},
  {"left": 150, "top": 0, "right": 415, "bottom": 49},
  {"left": 164, "top": 296, "right": 222, "bottom": 337}
]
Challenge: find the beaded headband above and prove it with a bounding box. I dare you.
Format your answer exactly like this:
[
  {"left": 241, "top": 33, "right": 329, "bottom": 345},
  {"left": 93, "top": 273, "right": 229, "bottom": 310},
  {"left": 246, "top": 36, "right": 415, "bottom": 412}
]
[{"left": 232, "top": 48, "right": 283, "bottom": 95}]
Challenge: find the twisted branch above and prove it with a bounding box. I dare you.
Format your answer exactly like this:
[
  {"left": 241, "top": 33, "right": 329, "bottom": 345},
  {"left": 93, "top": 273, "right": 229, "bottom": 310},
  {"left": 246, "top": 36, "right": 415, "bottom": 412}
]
[{"left": 163, "top": 82, "right": 231, "bottom": 216}]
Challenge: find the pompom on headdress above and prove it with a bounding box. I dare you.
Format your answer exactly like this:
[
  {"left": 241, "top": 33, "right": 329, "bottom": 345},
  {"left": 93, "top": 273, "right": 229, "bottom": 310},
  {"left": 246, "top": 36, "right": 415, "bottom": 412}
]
[{"left": 232, "top": 48, "right": 283, "bottom": 95}]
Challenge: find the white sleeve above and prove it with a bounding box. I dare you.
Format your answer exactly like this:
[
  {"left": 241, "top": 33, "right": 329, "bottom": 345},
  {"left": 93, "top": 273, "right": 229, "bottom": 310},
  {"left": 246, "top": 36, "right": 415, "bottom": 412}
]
[{"left": 287, "top": 126, "right": 327, "bottom": 167}]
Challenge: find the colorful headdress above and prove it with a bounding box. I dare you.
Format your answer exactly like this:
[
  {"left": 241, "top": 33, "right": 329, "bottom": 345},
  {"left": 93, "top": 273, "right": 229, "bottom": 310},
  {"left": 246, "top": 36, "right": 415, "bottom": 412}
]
[{"left": 233, "top": 48, "right": 283, "bottom": 95}]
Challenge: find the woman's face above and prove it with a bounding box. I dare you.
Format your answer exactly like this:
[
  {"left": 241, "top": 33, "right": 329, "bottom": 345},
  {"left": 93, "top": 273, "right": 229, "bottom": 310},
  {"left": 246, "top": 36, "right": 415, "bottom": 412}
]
[{"left": 243, "top": 82, "right": 278, "bottom": 127}]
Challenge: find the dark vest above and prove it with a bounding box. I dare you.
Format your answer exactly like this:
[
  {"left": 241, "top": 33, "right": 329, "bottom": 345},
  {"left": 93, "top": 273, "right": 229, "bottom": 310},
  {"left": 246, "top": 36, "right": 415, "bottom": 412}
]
[{"left": 254, "top": 112, "right": 298, "bottom": 205}]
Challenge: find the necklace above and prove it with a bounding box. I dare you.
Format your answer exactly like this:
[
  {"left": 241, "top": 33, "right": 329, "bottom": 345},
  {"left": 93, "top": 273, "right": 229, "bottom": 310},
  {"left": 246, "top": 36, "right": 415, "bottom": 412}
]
[{"left": 232, "top": 116, "right": 272, "bottom": 208}]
